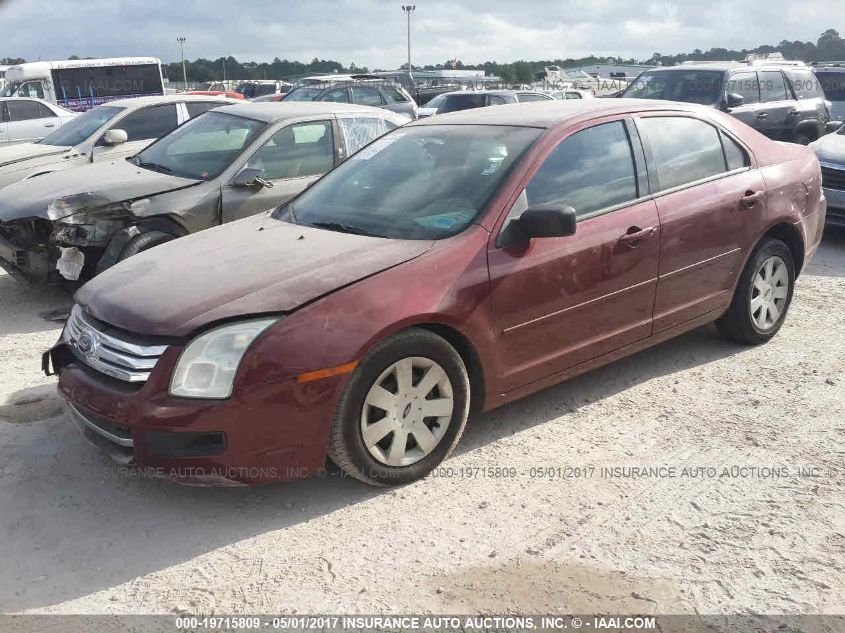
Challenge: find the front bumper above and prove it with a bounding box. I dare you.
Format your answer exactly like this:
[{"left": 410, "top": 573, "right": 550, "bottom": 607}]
[{"left": 48, "top": 342, "right": 346, "bottom": 485}]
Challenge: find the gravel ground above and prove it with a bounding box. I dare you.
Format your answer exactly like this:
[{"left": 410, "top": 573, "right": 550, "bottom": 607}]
[{"left": 0, "top": 229, "right": 843, "bottom": 617}]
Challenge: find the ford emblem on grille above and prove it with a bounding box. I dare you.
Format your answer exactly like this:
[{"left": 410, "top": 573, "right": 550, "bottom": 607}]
[{"left": 76, "top": 330, "right": 98, "bottom": 358}]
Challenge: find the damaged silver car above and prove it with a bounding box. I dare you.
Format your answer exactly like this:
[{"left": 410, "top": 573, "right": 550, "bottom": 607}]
[{"left": 0, "top": 102, "right": 405, "bottom": 283}]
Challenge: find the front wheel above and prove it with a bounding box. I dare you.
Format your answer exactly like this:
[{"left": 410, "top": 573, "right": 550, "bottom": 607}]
[
  {"left": 327, "top": 328, "right": 470, "bottom": 486},
  {"left": 716, "top": 238, "right": 795, "bottom": 344}
]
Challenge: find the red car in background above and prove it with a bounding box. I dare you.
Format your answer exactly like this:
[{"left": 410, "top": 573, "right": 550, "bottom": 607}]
[
  {"left": 46, "top": 99, "right": 826, "bottom": 487},
  {"left": 185, "top": 90, "right": 245, "bottom": 100}
]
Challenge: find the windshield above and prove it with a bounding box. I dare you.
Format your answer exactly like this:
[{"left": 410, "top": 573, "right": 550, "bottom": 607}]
[
  {"left": 134, "top": 111, "right": 266, "bottom": 181},
  {"left": 0, "top": 81, "right": 21, "bottom": 97},
  {"left": 275, "top": 124, "right": 541, "bottom": 240},
  {"left": 283, "top": 87, "right": 322, "bottom": 102},
  {"left": 624, "top": 70, "right": 724, "bottom": 105},
  {"left": 38, "top": 105, "right": 123, "bottom": 147}
]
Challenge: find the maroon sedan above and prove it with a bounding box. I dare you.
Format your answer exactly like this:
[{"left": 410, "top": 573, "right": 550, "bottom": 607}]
[{"left": 45, "top": 99, "right": 826, "bottom": 486}]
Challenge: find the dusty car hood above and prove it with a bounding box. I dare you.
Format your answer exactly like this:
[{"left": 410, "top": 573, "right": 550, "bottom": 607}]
[
  {"left": 0, "top": 158, "right": 197, "bottom": 222},
  {"left": 0, "top": 142, "right": 70, "bottom": 168},
  {"left": 76, "top": 214, "right": 434, "bottom": 336},
  {"left": 811, "top": 132, "right": 845, "bottom": 165}
]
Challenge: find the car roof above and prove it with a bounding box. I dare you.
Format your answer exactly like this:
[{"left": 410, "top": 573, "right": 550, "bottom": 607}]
[
  {"left": 411, "top": 98, "right": 714, "bottom": 129},
  {"left": 108, "top": 94, "right": 241, "bottom": 109},
  {"left": 212, "top": 101, "right": 403, "bottom": 123}
]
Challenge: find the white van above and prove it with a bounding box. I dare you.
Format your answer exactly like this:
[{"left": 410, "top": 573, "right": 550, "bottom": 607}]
[{"left": 0, "top": 57, "right": 165, "bottom": 112}]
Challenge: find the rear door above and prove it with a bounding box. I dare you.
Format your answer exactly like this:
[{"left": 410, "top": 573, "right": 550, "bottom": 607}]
[
  {"left": 488, "top": 118, "right": 660, "bottom": 391},
  {"left": 5, "top": 99, "right": 55, "bottom": 143},
  {"left": 635, "top": 114, "right": 764, "bottom": 332},
  {"left": 221, "top": 119, "right": 337, "bottom": 222},
  {"left": 757, "top": 70, "right": 794, "bottom": 140}
]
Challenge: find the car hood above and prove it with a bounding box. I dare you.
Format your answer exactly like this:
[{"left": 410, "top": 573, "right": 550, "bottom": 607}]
[
  {"left": 76, "top": 214, "right": 434, "bottom": 337},
  {"left": 0, "top": 142, "right": 69, "bottom": 168},
  {"left": 0, "top": 158, "right": 198, "bottom": 223},
  {"left": 811, "top": 132, "right": 845, "bottom": 164}
]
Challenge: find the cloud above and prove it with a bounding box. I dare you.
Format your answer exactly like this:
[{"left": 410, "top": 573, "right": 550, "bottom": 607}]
[{"left": 0, "top": 0, "right": 836, "bottom": 68}]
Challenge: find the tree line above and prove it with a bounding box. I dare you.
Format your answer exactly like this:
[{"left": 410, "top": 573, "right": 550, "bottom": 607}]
[{"left": 4, "top": 28, "right": 845, "bottom": 83}]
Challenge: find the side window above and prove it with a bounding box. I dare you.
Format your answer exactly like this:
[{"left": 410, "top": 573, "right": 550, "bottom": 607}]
[
  {"left": 185, "top": 102, "right": 224, "bottom": 119},
  {"left": 6, "top": 100, "right": 44, "bottom": 121},
  {"left": 38, "top": 103, "right": 58, "bottom": 118},
  {"left": 350, "top": 86, "right": 385, "bottom": 106},
  {"left": 488, "top": 95, "right": 507, "bottom": 105},
  {"left": 321, "top": 87, "right": 350, "bottom": 103},
  {"left": 246, "top": 120, "right": 334, "bottom": 179},
  {"left": 337, "top": 116, "right": 393, "bottom": 155},
  {"left": 525, "top": 121, "right": 638, "bottom": 217},
  {"left": 112, "top": 104, "right": 179, "bottom": 142},
  {"left": 384, "top": 86, "right": 409, "bottom": 102},
  {"left": 787, "top": 69, "right": 823, "bottom": 100},
  {"left": 517, "top": 93, "right": 550, "bottom": 102},
  {"left": 638, "top": 116, "right": 727, "bottom": 191},
  {"left": 721, "top": 132, "right": 750, "bottom": 171},
  {"left": 727, "top": 71, "right": 760, "bottom": 104},
  {"left": 759, "top": 71, "right": 789, "bottom": 102},
  {"left": 565, "top": 92, "right": 583, "bottom": 99},
  {"left": 18, "top": 82, "right": 44, "bottom": 99}
]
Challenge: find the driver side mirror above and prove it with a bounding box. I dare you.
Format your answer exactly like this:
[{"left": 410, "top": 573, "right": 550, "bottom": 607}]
[
  {"left": 725, "top": 93, "right": 744, "bottom": 108},
  {"left": 103, "top": 129, "right": 128, "bottom": 146},
  {"left": 232, "top": 167, "right": 274, "bottom": 188},
  {"left": 500, "top": 204, "right": 577, "bottom": 247}
]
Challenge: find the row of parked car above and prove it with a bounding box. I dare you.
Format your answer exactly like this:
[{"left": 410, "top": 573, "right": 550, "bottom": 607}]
[{"left": 0, "top": 67, "right": 836, "bottom": 488}]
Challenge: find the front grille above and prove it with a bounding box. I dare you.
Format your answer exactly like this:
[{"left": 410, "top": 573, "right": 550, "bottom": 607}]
[
  {"left": 821, "top": 164, "right": 845, "bottom": 191},
  {"left": 63, "top": 305, "right": 168, "bottom": 383}
]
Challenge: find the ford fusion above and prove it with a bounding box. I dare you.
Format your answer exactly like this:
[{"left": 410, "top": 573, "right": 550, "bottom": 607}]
[{"left": 46, "top": 100, "right": 826, "bottom": 486}]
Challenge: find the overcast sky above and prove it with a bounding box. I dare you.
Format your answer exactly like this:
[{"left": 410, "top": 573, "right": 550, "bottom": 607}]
[{"left": 0, "top": 0, "right": 836, "bottom": 68}]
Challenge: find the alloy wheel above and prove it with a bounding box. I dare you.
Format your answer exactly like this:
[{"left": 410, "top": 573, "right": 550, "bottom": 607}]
[{"left": 750, "top": 255, "right": 789, "bottom": 331}]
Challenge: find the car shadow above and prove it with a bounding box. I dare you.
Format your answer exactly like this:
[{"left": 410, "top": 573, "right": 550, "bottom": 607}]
[
  {"left": 0, "top": 271, "right": 73, "bottom": 336},
  {"left": 808, "top": 227, "right": 845, "bottom": 278},
  {"left": 0, "top": 321, "right": 744, "bottom": 612}
]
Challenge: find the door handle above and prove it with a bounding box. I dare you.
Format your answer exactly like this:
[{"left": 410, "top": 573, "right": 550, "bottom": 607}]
[
  {"left": 739, "top": 190, "right": 764, "bottom": 208},
  {"left": 755, "top": 112, "right": 768, "bottom": 119},
  {"left": 619, "top": 226, "right": 657, "bottom": 245},
  {"left": 44, "top": 123, "right": 56, "bottom": 128}
]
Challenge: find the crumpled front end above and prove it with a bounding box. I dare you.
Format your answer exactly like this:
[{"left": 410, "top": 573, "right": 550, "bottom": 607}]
[{"left": 0, "top": 192, "right": 139, "bottom": 284}]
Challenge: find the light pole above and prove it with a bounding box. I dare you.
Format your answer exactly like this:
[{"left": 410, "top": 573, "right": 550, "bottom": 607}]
[
  {"left": 401, "top": 5, "right": 415, "bottom": 77},
  {"left": 177, "top": 36, "right": 187, "bottom": 87}
]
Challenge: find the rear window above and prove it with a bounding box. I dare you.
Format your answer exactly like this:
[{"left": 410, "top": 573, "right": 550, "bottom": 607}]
[
  {"left": 816, "top": 70, "right": 845, "bottom": 101},
  {"left": 787, "top": 69, "right": 824, "bottom": 100}
]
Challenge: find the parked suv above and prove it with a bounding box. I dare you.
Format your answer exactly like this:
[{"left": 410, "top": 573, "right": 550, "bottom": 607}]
[
  {"left": 622, "top": 63, "right": 832, "bottom": 144},
  {"left": 283, "top": 78, "right": 417, "bottom": 120}
]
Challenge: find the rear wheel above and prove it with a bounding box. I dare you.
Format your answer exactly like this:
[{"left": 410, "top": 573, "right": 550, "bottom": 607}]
[
  {"left": 716, "top": 238, "right": 795, "bottom": 344},
  {"left": 327, "top": 328, "right": 470, "bottom": 486}
]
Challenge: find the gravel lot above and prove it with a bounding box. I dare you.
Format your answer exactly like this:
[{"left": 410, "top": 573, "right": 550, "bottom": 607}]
[{"left": 0, "top": 229, "right": 843, "bottom": 617}]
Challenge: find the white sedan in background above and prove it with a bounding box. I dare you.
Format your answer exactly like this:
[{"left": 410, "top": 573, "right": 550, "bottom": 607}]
[{"left": 0, "top": 98, "right": 77, "bottom": 145}]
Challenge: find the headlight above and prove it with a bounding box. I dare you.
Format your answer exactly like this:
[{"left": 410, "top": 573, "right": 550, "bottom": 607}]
[{"left": 169, "top": 317, "right": 278, "bottom": 399}]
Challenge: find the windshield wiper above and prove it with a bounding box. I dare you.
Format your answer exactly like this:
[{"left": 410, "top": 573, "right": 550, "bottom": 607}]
[
  {"left": 137, "top": 160, "right": 173, "bottom": 175},
  {"left": 309, "top": 221, "right": 381, "bottom": 238}
]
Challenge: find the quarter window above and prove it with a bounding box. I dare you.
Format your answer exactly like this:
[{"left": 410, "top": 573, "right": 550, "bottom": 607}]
[
  {"left": 727, "top": 71, "right": 760, "bottom": 104},
  {"left": 638, "top": 116, "right": 729, "bottom": 191},
  {"left": 722, "top": 132, "right": 750, "bottom": 171},
  {"left": 525, "top": 121, "right": 638, "bottom": 217},
  {"left": 246, "top": 120, "right": 334, "bottom": 179},
  {"left": 111, "top": 104, "right": 178, "bottom": 142},
  {"left": 787, "top": 69, "right": 823, "bottom": 100},
  {"left": 759, "top": 71, "right": 789, "bottom": 102}
]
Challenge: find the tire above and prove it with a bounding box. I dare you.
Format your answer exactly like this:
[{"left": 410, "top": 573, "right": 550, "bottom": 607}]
[
  {"left": 716, "top": 238, "right": 795, "bottom": 345},
  {"left": 327, "top": 328, "right": 471, "bottom": 486},
  {"left": 792, "top": 131, "right": 813, "bottom": 145},
  {"left": 117, "top": 230, "right": 176, "bottom": 262}
]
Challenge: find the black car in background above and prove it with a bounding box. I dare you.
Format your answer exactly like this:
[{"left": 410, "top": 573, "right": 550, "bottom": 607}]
[
  {"left": 622, "top": 63, "right": 834, "bottom": 144},
  {"left": 417, "top": 89, "right": 554, "bottom": 118},
  {"left": 283, "top": 78, "right": 418, "bottom": 120}
]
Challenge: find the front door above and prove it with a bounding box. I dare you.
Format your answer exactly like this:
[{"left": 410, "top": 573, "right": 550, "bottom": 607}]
[
  {"left": 6, "top": 100, "right": 54, "bottom": 144},
  {"left": 489, "top": 119, "right": 660, "bottom": 392},
  {"left": 635, "top": 114, "right": 764, "bottom": 332},
  {"left": 221, "top": 119, "right": 336, "bottom": 222},
  {"left": 725, "top": 70, "right": 768, "bottom": 135}
]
